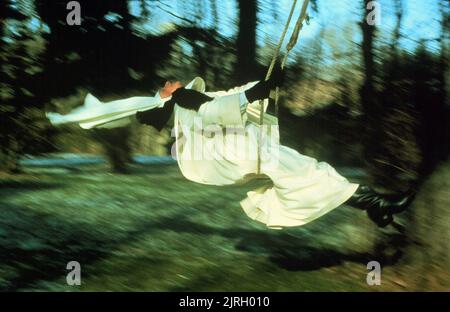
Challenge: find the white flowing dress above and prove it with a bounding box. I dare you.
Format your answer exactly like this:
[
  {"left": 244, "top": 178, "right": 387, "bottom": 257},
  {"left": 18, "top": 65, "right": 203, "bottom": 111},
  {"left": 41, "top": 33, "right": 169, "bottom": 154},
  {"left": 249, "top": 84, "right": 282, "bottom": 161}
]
[
  {"left": 173, "top": 79, "right": 359, "bottom": 229},
  {"left": 47, "top": 77, "right": 359, "bottom": 229}
]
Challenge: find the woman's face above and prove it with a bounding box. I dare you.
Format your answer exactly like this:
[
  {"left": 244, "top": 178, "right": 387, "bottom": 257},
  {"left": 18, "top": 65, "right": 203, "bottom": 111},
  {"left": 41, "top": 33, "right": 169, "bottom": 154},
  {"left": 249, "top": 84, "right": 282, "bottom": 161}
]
[{"left": 160, "top": 80, "right": 182, "bottom": 98}]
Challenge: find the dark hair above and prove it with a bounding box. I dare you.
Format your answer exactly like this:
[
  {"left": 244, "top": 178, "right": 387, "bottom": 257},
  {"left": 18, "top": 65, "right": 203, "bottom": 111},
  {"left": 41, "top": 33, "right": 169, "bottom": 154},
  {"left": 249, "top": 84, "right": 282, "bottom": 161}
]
[{"left": 161, "top": 75, "right": 179, "bottom": 83}]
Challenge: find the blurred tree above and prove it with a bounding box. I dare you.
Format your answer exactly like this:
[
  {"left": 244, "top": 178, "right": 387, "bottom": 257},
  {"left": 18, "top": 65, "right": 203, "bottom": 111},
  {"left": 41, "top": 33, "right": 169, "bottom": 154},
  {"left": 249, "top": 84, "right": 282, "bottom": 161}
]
[
  {"left": 0, "top": 0, "right": 25, "bottom": 172},
  {"left": 94, "top": 127, "right": 133, "bottom": 173},
  {"left": 235, "top": 0, "right": 259, "bottom": 84},
  {"left": 367, "top": 0, "right": 422, "bottom": 191},
  {"left": 189, "top": 0, "right": 213, "bottom": 83},
  {"left": 33, "top": 0, "right": 176, "bottom": 172},
  {"left": 390, "top": 0, "right": 403, "bottom": 76},
  {"left": 34, "top": 0, "right": 175, "bottom": 98},
  {"left": 303, "top": 27, "right": 325, "bottom": 106},
  {"left": 359, "top": 0, "right": 380, "bottom": 180},
  {"left": 209, "top": 0, "right": 222, "bottom": 87},
  {"left": 0, "top": 0, "right": 53, "bottom": 172},
  {"left": 369, "top": 1, "right": 449, "bottom": 284},
  {"left": 398, "top": 0, "right": 449, "bottom": 290},
  {"left": 360, "top": 0, "right": 448, "bottom": 191},
  {"left": 360, "top": 0, "right": 378, "bottom": 116}
]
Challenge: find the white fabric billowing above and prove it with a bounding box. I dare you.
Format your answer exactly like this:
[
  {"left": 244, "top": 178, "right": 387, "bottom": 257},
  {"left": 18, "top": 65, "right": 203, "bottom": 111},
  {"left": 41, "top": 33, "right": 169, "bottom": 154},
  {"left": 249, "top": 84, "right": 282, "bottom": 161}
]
[
  {"left": 241, "top": 144, "right": 359, "bottom": 229},
  {"left": 173, "top": 94, "right": 359, "bottom": 229},
  {"left": 45, "top": 77, "right": 262, "bottom": 129},
  {"left": 45, "top": 76, "right": 211, "bottom": 129},
  {"left": 46, "top": 77, "right": 359, "bottom": 229},
  {"left": 46, "top": 91, "right": 169, "bottom": 129}
]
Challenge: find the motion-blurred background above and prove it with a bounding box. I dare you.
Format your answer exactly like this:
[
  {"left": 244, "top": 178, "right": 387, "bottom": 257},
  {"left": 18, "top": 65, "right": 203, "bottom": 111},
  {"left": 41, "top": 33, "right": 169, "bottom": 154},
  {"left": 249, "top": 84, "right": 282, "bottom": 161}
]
[{"left": 0, "top": 0, "right": 449, "bottom": 291}]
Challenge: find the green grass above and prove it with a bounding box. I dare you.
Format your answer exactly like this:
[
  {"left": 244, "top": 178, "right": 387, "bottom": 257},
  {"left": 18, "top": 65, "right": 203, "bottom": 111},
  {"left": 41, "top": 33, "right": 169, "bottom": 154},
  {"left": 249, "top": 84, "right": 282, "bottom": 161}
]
[{"left": 0, "top": 162, "right": 400, "bottom": 291}]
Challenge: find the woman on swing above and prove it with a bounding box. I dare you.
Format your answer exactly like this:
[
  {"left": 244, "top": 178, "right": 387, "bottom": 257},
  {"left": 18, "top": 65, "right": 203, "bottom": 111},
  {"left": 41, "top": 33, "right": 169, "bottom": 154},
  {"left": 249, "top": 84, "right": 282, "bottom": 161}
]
[{"left": 47, "top": 66, "right": 414, "bottom": 230}]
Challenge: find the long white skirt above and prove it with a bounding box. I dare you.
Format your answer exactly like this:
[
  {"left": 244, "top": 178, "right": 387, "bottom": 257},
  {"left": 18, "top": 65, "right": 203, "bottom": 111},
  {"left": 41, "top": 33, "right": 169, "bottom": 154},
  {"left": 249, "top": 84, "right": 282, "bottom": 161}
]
[{"left": 174, "top": 96, "right": 359, "bottom": 229}]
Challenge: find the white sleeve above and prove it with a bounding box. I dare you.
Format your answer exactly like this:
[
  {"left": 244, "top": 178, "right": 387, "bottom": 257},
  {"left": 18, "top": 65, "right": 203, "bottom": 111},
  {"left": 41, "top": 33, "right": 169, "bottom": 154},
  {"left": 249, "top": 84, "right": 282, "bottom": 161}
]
[
  {"left": 204, "top": 81, "right": 259, "bottom": 98},
  {"left": 47, "top": 92, "right": 168, "bottom": 127}
]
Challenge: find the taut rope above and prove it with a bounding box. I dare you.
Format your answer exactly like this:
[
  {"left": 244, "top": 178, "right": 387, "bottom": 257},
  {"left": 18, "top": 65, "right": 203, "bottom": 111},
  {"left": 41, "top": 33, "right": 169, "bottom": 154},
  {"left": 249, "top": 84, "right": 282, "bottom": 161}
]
[{"left": 256, "top": 0, "right": 310, "bottom": 174}]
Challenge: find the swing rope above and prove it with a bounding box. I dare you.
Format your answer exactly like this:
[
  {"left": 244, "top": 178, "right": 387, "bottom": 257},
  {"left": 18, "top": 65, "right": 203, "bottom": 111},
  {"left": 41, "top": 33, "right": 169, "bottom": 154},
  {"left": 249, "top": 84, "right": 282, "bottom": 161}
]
[{"left": 256, "top": 0, "right": 311, "bottom": 174}]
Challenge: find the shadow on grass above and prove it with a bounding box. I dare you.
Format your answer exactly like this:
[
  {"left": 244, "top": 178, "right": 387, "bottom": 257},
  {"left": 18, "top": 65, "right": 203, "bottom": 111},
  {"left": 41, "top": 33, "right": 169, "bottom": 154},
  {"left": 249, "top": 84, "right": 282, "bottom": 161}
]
[
  {"left": 149, "top": 216, "right": 371, "bottom": 272},
  {"left": 0, "top": 201, "right": 177, "bottom": 291},
  {"left": 0, "top": 203, "right": 102, "bottom": 291},
  {"left": 126, "top": 163, "right": 181, "bottom": 176},
  {"left": 0, "top": 175, "right": 165, "bottom": 291},
  {"left": 0, "top": 203, "right": 370, "bottom": 291},
  {"left": 0, "top": 174, "right": 392, "bottom": 291},
  {"left": 0, "top": 180, "right": 62, "bottom": 191}
]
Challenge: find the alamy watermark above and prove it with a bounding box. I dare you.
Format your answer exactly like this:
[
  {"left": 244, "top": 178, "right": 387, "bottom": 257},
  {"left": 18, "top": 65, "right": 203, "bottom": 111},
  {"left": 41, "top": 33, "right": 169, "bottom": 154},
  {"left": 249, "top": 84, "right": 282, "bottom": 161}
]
[
  {"left": 66, "top": 1, "right": 81, "bottom": 26},
  {"left": 366, "top": 1, "right": 381, "bottom": 26},
  {"left": 66, "top": 261, "right": 81, "bottom": 286},
  {"left": 366, "top": 261, "right": 381, "bottom": 286}
]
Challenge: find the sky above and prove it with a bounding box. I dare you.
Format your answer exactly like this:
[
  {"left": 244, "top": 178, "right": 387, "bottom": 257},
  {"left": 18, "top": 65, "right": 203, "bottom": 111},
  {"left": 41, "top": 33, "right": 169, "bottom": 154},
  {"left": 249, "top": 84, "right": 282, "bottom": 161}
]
[{"left": 130, "top": 0, "right": 445, "bottom": 54}]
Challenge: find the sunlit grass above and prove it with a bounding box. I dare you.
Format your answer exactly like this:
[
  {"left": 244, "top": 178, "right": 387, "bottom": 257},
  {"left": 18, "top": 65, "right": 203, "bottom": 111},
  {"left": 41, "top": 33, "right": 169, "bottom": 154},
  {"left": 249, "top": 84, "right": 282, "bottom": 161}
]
[{"left": 0, "top": 162, "right": 394, "bottom": 291}]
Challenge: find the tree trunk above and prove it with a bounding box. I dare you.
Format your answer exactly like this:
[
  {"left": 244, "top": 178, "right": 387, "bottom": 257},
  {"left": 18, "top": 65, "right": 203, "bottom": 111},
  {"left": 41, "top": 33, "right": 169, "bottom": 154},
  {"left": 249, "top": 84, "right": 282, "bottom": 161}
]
[
  {"left": 95, "top": 127, "right": 133, "bottom": 174},
  {"left": 387, "top": 0, "right": 403, "bottom": 83},
  {"left": 235, "top": 0, "right": 258, "bottom": 84},
  {"left": 360, "top": 0, "right": 378, "bottom": 117}
]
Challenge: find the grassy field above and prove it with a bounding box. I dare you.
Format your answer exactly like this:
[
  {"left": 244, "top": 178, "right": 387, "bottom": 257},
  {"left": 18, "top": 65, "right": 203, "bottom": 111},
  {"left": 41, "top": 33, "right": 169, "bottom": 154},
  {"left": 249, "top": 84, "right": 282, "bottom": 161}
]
[{"left": 0, "top": 158, "right": 409, "bottom": 291}]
